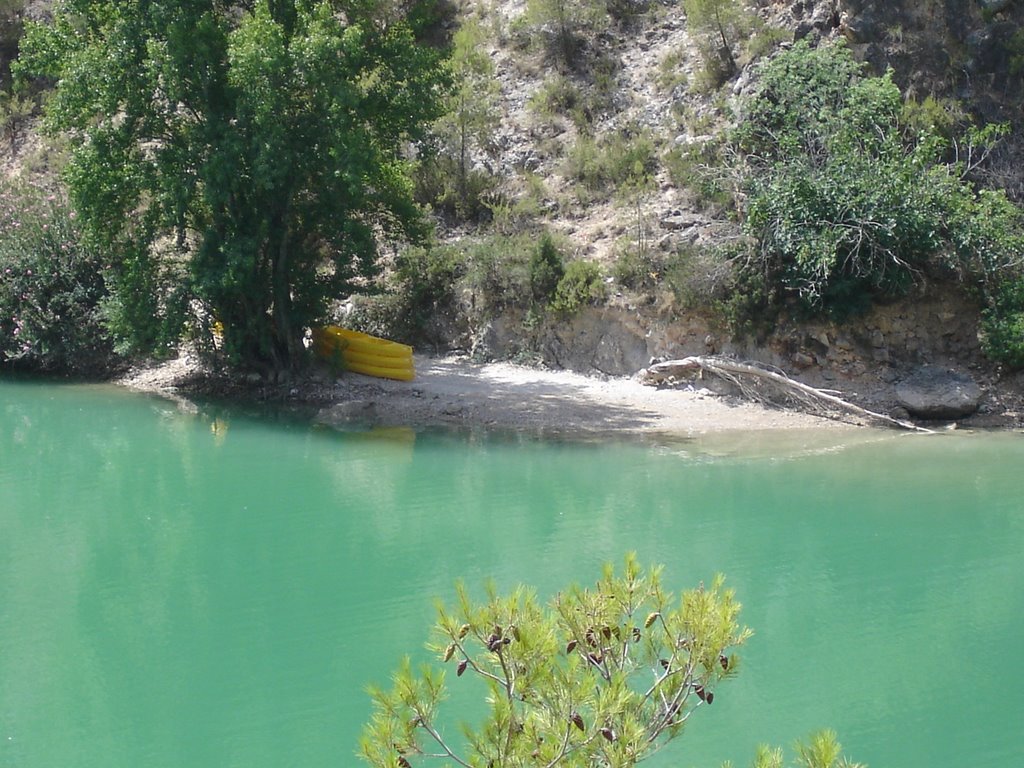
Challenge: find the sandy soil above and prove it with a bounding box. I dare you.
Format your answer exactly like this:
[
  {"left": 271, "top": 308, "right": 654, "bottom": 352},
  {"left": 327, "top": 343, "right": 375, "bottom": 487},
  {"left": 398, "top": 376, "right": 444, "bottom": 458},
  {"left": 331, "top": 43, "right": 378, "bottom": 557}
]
[
  {"left": 119, "top": 352, "right": 852, "bottom": 438},
  {"left": 327, "top": 355, "right": 852, "bottom": 436}
]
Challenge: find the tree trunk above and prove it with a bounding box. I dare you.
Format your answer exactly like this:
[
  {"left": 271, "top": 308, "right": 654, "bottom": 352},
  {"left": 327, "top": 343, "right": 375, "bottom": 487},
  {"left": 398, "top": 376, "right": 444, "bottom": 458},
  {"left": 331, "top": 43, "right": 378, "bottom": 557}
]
[
  {"left": 713, "top": 6, "right": 736, "bottom": 74},
  {"left": 271, "top": 192, "right": 301, "bottom": 373},
  {"left": 458, "top": 91, "right": 468, "bottom": 210}
]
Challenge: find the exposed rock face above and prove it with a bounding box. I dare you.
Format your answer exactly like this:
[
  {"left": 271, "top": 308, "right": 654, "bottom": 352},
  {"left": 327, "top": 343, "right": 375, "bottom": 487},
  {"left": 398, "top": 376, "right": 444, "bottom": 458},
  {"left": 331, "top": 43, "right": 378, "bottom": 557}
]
[
  {"left": 895, "top": 366, "right": 982, "bottom": 419},
  {"left": 542, "top": 310, "right": 651, "bottom": 376}
]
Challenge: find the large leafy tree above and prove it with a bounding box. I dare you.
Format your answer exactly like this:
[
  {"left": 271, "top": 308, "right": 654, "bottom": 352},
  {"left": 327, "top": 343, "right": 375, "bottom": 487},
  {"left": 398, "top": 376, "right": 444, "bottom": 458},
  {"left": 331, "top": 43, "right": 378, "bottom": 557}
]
[{"left": 18, "top": 0, "right": 449, "bottom": 371}]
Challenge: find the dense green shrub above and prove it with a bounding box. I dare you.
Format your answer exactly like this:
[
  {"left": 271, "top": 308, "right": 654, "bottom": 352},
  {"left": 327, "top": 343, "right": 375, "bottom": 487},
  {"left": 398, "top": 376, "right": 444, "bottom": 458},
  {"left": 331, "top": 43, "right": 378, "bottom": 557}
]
[
  {"left": 942, "top": 184, "right": 1024, "bottom": 285},
  {"left": 399, "top": 244, "right": 464, "bottom": 315},
  {"left": 530, "top": 73, "right": 584, "bottom": 119},
  {"left": 605, "top": 0, "right": 648, "bottom": 26},
  {"left": 551, "top": 259, "right": 606, "bottom": 314},
  {"left": 353, "top": 245, "right": 465, "bottom": 344},
  {"left": 0, "top": 184, "right": 115, "bottom": 373},
  {"left": 358, "top": 234, "right": 555, "bottom": 342},
  {"left": 684, "top": 0, "right": 760, "bottom": 90},
  {"left": 611, "top": 244, "right": 662, "bottom": 290},
  {"left": 981, "top": 277, "right": 1024, "bottom": 369},
  {"left": 530, "top": 61, "right": 619, "bottom": 132},
  {"left": 529, "top": 233, "right": 566, "bottom": 304},
  {"left": 342, "top": 292, "right": 411, "bottom": 346},
  {"left": 415, "top": 154, "right": 497, "bottom": 222},
  {"left": 663, "top": 243, "right": 737, "bottom": 310},
  {"left": 734, "top": 40, "right": 1024, "bottom": 331},
  {"left": 462, "top": 234, "right": 536, "bottom": 316},
  {"left": 365, "top": 233, "right": 604, "bottom": 334},
  {"left": 523, "top": 0, "right": 608, "bottom": 66},
  {"left": 663, "top": 139, "right": 734, "bottom": 214},
  {"left": 98, "top": 242, "right": 190, "bottom": 358},
  {"left": 566, "top": 130, "right": 656, "bottom": 199}
]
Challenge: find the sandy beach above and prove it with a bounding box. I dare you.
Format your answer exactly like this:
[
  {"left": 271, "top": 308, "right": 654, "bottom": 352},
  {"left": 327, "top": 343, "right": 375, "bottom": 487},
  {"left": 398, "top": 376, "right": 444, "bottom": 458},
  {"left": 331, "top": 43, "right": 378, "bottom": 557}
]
[
  {"left": 322, "top": 354, "right": 850, "bottom": 436},
  {"left": 121, "top": 352, "right": 854, "bottom": 437}
]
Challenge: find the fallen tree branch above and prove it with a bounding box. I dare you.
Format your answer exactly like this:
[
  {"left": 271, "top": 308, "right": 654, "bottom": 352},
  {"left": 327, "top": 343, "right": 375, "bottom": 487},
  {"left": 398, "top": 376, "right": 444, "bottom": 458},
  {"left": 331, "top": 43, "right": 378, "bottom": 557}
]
[{"left": 642, "top": 356, "right": 934, "bottom": 433}]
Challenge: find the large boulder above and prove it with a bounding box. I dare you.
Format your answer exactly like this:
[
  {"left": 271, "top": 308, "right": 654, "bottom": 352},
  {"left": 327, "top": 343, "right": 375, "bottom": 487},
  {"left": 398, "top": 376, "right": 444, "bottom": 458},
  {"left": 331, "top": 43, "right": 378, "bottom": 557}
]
[{"left": 895, "top": 366, "right": 982, "bottom": 420}]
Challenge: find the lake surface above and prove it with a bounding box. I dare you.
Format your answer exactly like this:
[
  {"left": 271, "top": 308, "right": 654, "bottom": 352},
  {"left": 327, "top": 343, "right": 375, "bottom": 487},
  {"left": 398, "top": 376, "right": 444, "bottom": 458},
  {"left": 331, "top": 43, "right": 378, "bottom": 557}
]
[{"left": 2, "top": 378, "right": 1023, "bottom": 767}]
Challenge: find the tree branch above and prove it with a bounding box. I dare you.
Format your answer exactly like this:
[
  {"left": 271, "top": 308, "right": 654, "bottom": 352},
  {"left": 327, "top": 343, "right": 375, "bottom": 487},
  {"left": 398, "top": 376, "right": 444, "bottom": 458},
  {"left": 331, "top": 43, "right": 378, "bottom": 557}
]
[
  {"left": 642, "top": 356, "right": 934, "bottom": 433},
  {"left": 417, "top": 718, "right": 473, "bottom": 768}
]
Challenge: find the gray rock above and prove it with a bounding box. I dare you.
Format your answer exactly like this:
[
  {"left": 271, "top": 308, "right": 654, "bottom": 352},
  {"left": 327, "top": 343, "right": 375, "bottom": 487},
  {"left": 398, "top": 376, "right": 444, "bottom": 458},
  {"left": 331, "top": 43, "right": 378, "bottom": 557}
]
[
  {"left": 804, "top": 331, "right": 830, "bottom": 356},
  {"left": 889, "top": 405, "right": 911, "bottom": 422},
  {"left": 895, "top": 366, "right": 982, "bottom": 420},
  {"left": 794, "top": 21, "right": 816, "bottom": 41},
  {"left": 593, "top": 331, "right": 648, "bottom": 376},
  {"left": 659, "top": 212, "right": 704, "bottom": 230},
  {"left": 318, "top": 399, "right": 378, "bottom": 425},
  {"left": 841, "top": 11, "right": 880, "bottom": 43},
  {"left": 471, "top": 318, "right": 519, "bottom": 362},
  {"left": 980, "top": 0, "right": 1013, "bottom": 13}
]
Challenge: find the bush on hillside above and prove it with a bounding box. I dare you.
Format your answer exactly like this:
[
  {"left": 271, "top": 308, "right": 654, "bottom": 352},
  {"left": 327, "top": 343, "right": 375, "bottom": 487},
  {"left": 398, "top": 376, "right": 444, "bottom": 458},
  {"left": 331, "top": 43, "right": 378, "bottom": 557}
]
[
  {"left": 611, "top": 242, "right": 662, "bottom": 290},
  {"left": 349, "top": 232, "right": 567, "bottom": 344},
  {"left": 566, "top": 130, "right": 657, "bottom": 200},
  {"left": 415, "top": 19, "right": 500, "bottom": 223},
  {"left": 523, "top": 0, "right": 609, "bottom": 67},
  {"left": 981, "top": 278, "right": 1024, "bottom": 369},
  {"left": 733, "top": 40, "right": 1024, "bottom": 334},
  {"left": 415, "top": 153, "right": 497, "bottom": 222},
  {"left": 0, "top": 183, "right": 115, "bottom": 374},
  {"left": 529, "top": 71, "right": 617, "bottom": 132},
  {"left": 529, "top": 233, "right": 565, "bottom": 305},
  {"left": 345, "top": 245, "right": 465, "bottom": 346},
  {"left": 684, "top": 0, "right": 761, "bottom": 90},
  {"left": 551, "top": 259, "right": 606, "bottom": 314}
]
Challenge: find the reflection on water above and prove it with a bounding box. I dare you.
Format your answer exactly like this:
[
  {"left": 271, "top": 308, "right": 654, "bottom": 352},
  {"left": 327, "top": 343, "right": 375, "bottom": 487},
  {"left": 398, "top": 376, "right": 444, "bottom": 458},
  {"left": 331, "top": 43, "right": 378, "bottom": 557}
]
[{"left": 2, "top": 379, "right": 1023, "bottom": 768}]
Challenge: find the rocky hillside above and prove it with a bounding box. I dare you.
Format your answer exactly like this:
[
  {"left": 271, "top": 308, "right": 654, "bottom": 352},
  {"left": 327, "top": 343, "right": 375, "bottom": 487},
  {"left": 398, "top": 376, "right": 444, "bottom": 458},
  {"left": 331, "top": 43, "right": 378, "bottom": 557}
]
[
  {"left": 449, "top": 0, "right": 1023, "bottom": 257},
  {"left": 398, "top": 0, "right": 1024, "bottom": 421}
]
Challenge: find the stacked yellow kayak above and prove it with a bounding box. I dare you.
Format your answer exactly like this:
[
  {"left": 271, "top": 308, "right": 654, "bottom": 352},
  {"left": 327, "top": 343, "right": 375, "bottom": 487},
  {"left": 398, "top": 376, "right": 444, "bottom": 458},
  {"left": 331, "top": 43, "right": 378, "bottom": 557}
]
[{"left": 312, "top": 326, "right": 415, "bottom": 382}]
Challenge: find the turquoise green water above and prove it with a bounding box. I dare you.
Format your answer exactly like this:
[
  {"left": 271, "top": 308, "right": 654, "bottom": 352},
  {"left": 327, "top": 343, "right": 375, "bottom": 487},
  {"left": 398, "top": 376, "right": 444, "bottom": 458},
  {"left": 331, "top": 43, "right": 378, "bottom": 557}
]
[{"left": 2, "top": 379, "right": 1023, "bottom": 767}]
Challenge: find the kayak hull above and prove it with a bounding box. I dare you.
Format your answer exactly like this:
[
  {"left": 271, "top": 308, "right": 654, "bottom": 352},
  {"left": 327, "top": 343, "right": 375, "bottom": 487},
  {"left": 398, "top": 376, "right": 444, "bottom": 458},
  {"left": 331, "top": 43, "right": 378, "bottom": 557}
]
[{"left": 312, "top": 326, "right": 414, "bottom": 381}]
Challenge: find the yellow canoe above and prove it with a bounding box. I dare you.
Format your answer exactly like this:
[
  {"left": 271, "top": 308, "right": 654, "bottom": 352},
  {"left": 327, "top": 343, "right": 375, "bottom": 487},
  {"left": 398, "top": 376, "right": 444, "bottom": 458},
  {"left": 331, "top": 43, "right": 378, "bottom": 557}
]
[
  {"left": 344, "top": 360, "right": 415, "bottom": 382},
  {"left": 341, "top": 348, "right": 416, "bottom": 370},
  {"left": 314, "top": 326, "right": 412, "bottom": 359},
  {"left": 312, "top": 326, "right": 414, "bottom": 381}
]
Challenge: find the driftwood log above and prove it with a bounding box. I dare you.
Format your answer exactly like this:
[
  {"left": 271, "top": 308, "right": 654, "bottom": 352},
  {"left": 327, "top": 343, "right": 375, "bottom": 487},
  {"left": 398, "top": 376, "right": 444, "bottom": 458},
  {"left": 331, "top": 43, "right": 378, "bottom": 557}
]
[{"left": 642, "top": 356, "right": 934, "bottom": 433}]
